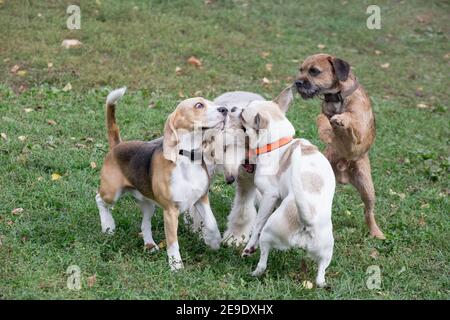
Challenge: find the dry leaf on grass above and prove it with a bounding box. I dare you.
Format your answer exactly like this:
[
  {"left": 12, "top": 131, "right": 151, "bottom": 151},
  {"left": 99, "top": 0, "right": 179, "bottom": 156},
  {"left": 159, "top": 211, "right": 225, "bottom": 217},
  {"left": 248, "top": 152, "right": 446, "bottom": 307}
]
[
  {"left": 47, "top": 62, "right": 53, "bottom": 68},
  {"left": 374, "top": 50, "right": 382, "bottom": 55},
  {"left": 302, "top": 280, "right": 313, "bottom": 289},
  {"left": 10, "top": 65, "right": 20, "bottom": 73},
  {"left": 24, "top": 108, "right": 33, "bottom": 113},
  {"left": 61, "top": 39, "right": 82, "bottom": 49},
  {"left": 416, "top": 103, "right": 430, "bottom": 109},
  {"left": 262, "top": 77, "right": 271, "bottom": 85},
  {"left": 175, "top": 66, "right": 183, "bottom": 75},
  {"left": 265, "top": 63, "right": 273, "bottom": 72},
  {"left": 90, "top": 162, "right": 97, "bottom": 169},
  {"left": 47, "top": 119, "right": 57, "bottom": 126},
  {"left": 317, "top": 44, "right": 326, "bottom": 49},
  {"left": 87, "top": 274, "right": 97, "bottom": 288},
  {"left": 12, "top": 208, "right": 24, "bottom": 215},
  {"left": 418, "top": 216, "right": 426, "bottom": 227},
  {"left": 158, "top": 240, "right": 166, "bottom": 249},
  {"left": 370, "top": 249, "right": 379, "bottom": 259},
  {"left": 260, "top": 51, "right": 270, "bottom": 58},
  {"left": 187, "top": 56, "right": 202, "bottom": 68},
  {"left": 1, "top": 132, "right": 7, "bottom": 140},
  {"left": 380, "top": 63, "right": 390, "bottom": 69},
  {"left": 63, "top": 83, "right": 72, "bottom": 92},
  {"left": 17, "top": 70, "right": 27, "bottom": 77},
  {"left": 18, "top": 136, "right": 27, "bottom": 142},
  {"left": 7, "top": 220, "right": 14, "bottom": 226},
  {"left": 51, "top": 173, "right": 62, "bottom": 181}
]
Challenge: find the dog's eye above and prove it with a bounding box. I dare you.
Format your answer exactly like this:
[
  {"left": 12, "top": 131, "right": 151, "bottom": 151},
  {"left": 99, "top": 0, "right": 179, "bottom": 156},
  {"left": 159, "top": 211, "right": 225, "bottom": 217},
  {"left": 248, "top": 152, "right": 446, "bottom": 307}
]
[
  {"left": 309, "top": 67, "right": 321, "bottom": 76},
  {"left": 194, "top": 102, "right": 204, "bottom": 109}
]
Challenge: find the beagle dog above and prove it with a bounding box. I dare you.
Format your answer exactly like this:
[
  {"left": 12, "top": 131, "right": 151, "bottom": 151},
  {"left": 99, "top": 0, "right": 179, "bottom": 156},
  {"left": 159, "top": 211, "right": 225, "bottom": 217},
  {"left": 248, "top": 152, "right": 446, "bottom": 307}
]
[{"left": 95, "top": 88, "right": 228, "bottom": 270}]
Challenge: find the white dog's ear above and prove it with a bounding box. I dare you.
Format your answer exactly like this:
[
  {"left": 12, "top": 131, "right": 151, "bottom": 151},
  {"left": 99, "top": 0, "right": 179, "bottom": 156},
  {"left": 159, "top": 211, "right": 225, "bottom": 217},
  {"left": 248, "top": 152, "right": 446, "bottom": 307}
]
[
  {"left": 163, "top": 112, "right": 178, "bottom": 162},
  {"left": 274, "top": 85, "right": 294, "bottom": 113},
  {"left": 255, "top": 112, "right": 269, "bottom": 131}
]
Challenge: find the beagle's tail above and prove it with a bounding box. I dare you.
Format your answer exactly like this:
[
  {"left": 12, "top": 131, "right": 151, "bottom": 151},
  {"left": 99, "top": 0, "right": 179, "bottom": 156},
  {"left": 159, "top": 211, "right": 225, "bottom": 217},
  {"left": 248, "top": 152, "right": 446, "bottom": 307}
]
[
  {"left": 105, "top": 87, "right": 126, "bottom": 149},
  {"left": 291, "top": 146, "right": 315, "bottom": 227}
]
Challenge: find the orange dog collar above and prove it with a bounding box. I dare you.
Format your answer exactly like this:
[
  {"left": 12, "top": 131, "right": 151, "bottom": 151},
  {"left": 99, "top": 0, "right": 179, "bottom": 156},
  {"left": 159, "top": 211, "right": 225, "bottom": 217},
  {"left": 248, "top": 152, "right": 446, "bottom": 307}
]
[{"left": 248, "top": 136, "right": 294, "bottom": 158}]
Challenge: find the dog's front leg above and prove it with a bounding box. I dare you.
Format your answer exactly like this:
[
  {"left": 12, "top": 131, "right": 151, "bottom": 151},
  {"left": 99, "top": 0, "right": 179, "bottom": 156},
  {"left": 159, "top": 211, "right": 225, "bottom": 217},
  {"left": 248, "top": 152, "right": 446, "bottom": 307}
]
[
  {"left": 242, "top": 192, "right": 278, "bottom": 257},
  {"left": 330, "top": 113, "right": 362, "bottom": 144},
  {"left": 223, "top": 171, "right": 258, "bottom": 247},
  {"left": 163, "top": 206, "right": 184, "bottom": 271},
  {"left": 317, "top": 113, "right": 334, "bottom": 144},
  {"left": 193, "top": 194, "right": 222, "bottom": 250}
]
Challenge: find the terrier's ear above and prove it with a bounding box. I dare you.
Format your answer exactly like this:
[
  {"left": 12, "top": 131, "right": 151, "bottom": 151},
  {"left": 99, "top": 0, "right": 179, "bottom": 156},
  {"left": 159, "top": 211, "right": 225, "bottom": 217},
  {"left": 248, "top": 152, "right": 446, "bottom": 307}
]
[
  {"left": 329, "top": 57, "right": 351, "bottom": 82},
  {"left": 273, "top": 85, "right": 294, "bottom": 113},
  {"left": 163, "top": 112, "right": 178, "bottom": 162},
  {"left": 254, "top": 112, "right": 269, "bottom": 132}
]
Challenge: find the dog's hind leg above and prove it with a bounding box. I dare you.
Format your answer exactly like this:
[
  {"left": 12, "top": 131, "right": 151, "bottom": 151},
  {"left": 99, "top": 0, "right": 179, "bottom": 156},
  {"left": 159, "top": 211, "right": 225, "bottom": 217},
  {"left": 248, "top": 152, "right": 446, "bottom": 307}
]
[
  {"left": 223, "top": 170, "right": 257, "bottom": 247},
  {"left": 315, "top": 249, "right": 333, "bottom": 288},
  {"left": 349, "top": 155, "right": 385, "bottom": 239},
  {"left": 139, "top": 200, "right": 158, "bottom": 252},
  {"left": 251, "top": 235, "right": 271, "bottom": 277}
]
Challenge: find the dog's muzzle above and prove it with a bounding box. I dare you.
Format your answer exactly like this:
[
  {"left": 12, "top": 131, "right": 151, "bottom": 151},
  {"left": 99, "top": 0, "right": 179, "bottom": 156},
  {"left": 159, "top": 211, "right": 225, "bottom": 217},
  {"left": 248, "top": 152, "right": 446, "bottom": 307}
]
[{"left": 295, "top": 80, "right": 318, "bottom": 99}]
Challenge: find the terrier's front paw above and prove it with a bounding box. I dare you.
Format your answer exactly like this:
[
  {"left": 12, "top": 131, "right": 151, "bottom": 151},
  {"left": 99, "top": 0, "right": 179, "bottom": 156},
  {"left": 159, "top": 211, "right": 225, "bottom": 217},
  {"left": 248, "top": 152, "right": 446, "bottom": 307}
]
[
  {"left": 251, "top": 267, "right": 265, "bottom": 277},
  {"left": 330, "top": 114, "right": 348, "bottom": 128},
  {"left": 169, "top": 258, "right": 184, "bottom": 271}
]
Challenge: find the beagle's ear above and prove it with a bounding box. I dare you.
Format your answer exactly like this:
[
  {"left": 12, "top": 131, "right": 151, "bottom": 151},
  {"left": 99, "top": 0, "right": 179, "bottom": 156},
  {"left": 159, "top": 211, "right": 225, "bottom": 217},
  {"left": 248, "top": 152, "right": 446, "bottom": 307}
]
[
  {"left": 329, "top": 57, "right": 351, "bottom": 82},
  {"left": 254, "top": 112, "right": 269, "bottom": 132},
  {"left": 273, "top": 85, "right": 294, "bottom": 113},
  {"left": 163, "top": 112, "right": 178, "bottom": 162}
]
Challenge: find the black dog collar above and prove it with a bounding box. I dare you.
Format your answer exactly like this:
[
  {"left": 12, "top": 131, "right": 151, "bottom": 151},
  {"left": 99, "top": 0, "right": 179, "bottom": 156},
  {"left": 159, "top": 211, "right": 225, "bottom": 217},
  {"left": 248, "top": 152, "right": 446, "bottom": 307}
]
[
  {"left": 179, "top": 149, "right": 203, "bottom": 162},
  {"left": 323, "top": 77, "right": 359, "bottom": 104}
]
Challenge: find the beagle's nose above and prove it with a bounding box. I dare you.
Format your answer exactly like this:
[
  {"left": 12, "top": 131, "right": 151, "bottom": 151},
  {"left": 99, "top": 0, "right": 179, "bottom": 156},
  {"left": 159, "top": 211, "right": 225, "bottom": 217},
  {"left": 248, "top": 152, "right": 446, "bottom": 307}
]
[{"left": 218, "top": 107, "right": 228, "bottom": 116}]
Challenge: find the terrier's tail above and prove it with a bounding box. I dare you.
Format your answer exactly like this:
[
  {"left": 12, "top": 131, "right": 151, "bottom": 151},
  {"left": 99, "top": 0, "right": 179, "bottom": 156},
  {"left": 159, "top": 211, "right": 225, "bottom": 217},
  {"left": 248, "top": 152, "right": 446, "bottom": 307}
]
[{"left": 105, "top": 87, "right": 126, "bottom": 149}]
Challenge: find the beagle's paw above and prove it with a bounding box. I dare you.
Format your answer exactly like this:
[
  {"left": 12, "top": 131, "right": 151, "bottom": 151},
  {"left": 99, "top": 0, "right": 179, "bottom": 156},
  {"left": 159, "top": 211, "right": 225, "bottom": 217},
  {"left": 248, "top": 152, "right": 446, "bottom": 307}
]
[{"left": 241, "top": 246, "right": 257, "bottom": 257}]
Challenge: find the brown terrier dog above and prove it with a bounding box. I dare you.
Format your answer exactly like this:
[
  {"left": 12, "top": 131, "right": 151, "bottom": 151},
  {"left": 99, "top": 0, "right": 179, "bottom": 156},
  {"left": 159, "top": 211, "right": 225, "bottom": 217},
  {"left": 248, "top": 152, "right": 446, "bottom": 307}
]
[{"left": 294, "top": 53, "right": 385, "bottom": 239}]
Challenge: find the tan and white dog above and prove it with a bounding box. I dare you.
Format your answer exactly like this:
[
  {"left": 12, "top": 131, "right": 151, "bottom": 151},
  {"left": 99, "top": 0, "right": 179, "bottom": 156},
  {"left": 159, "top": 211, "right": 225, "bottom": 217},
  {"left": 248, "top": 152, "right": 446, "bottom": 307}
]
[
  {"left": 95, "top": 88, "right": 228, "bottom": 270},
  {"left": 236, "top": 87, "right": 336, "bottom": 287}
]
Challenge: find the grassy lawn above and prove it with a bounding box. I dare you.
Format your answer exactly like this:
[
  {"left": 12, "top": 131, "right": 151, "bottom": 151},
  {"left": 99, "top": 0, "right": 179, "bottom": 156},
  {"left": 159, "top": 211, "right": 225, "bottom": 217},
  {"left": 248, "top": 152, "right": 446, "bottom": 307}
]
[{"left": 0, "top": 0, "right": 449, "bottom": 299}]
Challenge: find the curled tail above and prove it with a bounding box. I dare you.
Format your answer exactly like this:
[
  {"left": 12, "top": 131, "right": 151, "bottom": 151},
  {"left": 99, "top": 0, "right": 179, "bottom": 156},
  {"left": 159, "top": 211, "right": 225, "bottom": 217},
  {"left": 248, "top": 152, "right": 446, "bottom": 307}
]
[
  {"left": 105, "top": 87, "right": 126, "bottom": 149},
  {"left": 291, "top": 147, "right": 315, "bottom": 227}
]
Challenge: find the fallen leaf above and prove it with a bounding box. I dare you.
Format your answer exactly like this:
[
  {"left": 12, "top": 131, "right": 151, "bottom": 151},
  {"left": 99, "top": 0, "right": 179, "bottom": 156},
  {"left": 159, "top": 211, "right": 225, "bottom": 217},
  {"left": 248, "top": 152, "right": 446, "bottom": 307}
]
[
  {"left": 265, "top": 63, "right": 273, "bottom": 72},
  {"left": 12, "top": 208, "right": 24, "bottom": 215},
  {"left": 416, "top": 103, "right": 430, "bottom": 109},
  {"left": 51, "top": 173, "right": 62, "bottom": 181},
  {"left": 260, "top": 51, "right": 270, "bottom": 58},
  {"left": 158, "top": 240, "right": 166, "bottom": 249},
  {"left": 87, "top": 274, "right": 97, "bottom": 288},
  {"left": 75, "top": 143, "right": 86, "bottom": 149},
  {"left": 18, "top": 136, "right": 27, "bottom": 142},
  {"left": 416, "top": 14, "right": 432, "bottom": 24},
  {"left": 178, "top": 90, "right": 185, "bottom": 98},
  {"left": 389, "top": 189, "right": 405, "bottom": 200},
  {"left": 187, "top": 56, "right": 202, "bottom": 68},
  {"left": 380, "top": 63, "right": 390, "bottom": 69},
  {"left": 62, "top": 82, "right": 72, "bottom": 92},
  {"left": 317, "top": 44, "right": 326, "bottom": 49},
  {"left": 46, "top": 119, "right": 57, "bottom": 126},
  {"left": 345, "top": 210, "right": 352, "bottom": 216},
  {"left": 302, "top": 280, "right": 313, "bottom": 289},
  {"left": 444, "top": 52, "right": 450, "bottom": 60},
  {"left": 24, "top": 108, "right": 33, "bottom": 113},
  {"left": 47, "top": 62, "right": 53, "bottom": 68},
  {"left": 420, "top": 203, "right": 429, "bottom": 209},
  {"left": 374, "top": 50, "right": 382, "bottom": 55},
  {"left": 418, "top": 216, "right": 426, "bottom": 227},
  {"left": 90, "top": 162, "right": 97, "bottom": 169},
  {"left": 37, "top": 176, "right": 44, "bottom": 181},
  {"left": 370, "top": 249, "right": 379, "bottom": 259},
  {"left": 262, "top": 77, "right": 271, "bottom": 85},
  {"left": 17, "top": 70, "right": 27, "bottom": 77},
  {"left": 194, "top": 90, "right": 202, "bottom": 96},
  {"left": 1, "top": 132, "right": 7, "bottom": 140},
  {"left": 175, "top": 66, "right": 182, "bottom": 75},
  {"left": 61, "top": 39, "right": 82, "bottom": 49},
  {"left": 398, "top": 267, "right": 406, "bottom": 274},
  {"left": 10, "top": 65, "right": 20, "bottom": 73},
  {"left": 7, "top": 220, "right": 14, "bottom": 226}
]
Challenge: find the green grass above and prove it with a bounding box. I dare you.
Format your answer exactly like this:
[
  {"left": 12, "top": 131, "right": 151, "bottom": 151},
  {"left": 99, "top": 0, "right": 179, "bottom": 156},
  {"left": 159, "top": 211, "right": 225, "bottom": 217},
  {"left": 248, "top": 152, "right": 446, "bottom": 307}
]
[{"left": 0, "top": 0, "right": 449, "bottom": 299}]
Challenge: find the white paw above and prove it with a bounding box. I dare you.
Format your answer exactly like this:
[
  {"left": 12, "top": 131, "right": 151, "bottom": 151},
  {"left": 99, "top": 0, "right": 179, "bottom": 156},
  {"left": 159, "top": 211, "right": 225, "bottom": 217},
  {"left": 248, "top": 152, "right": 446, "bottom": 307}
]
[
  {"left": 251, "top": 267, "right": 265, "bottom": 277},
  {"left": 169, "top": 258, "right": 184, "bottom": 271},
  {"left": 205, "top": 231, "right": 222, "bottom": 250},
  {"left": 315, "top": 280, "right": 327, "bottom": 288},
  {"left": 145, "top": 242, "right": 159, "bottom": 253},
  {"left": 102, "top": 225, "right": 115, "bottom": 234}
]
